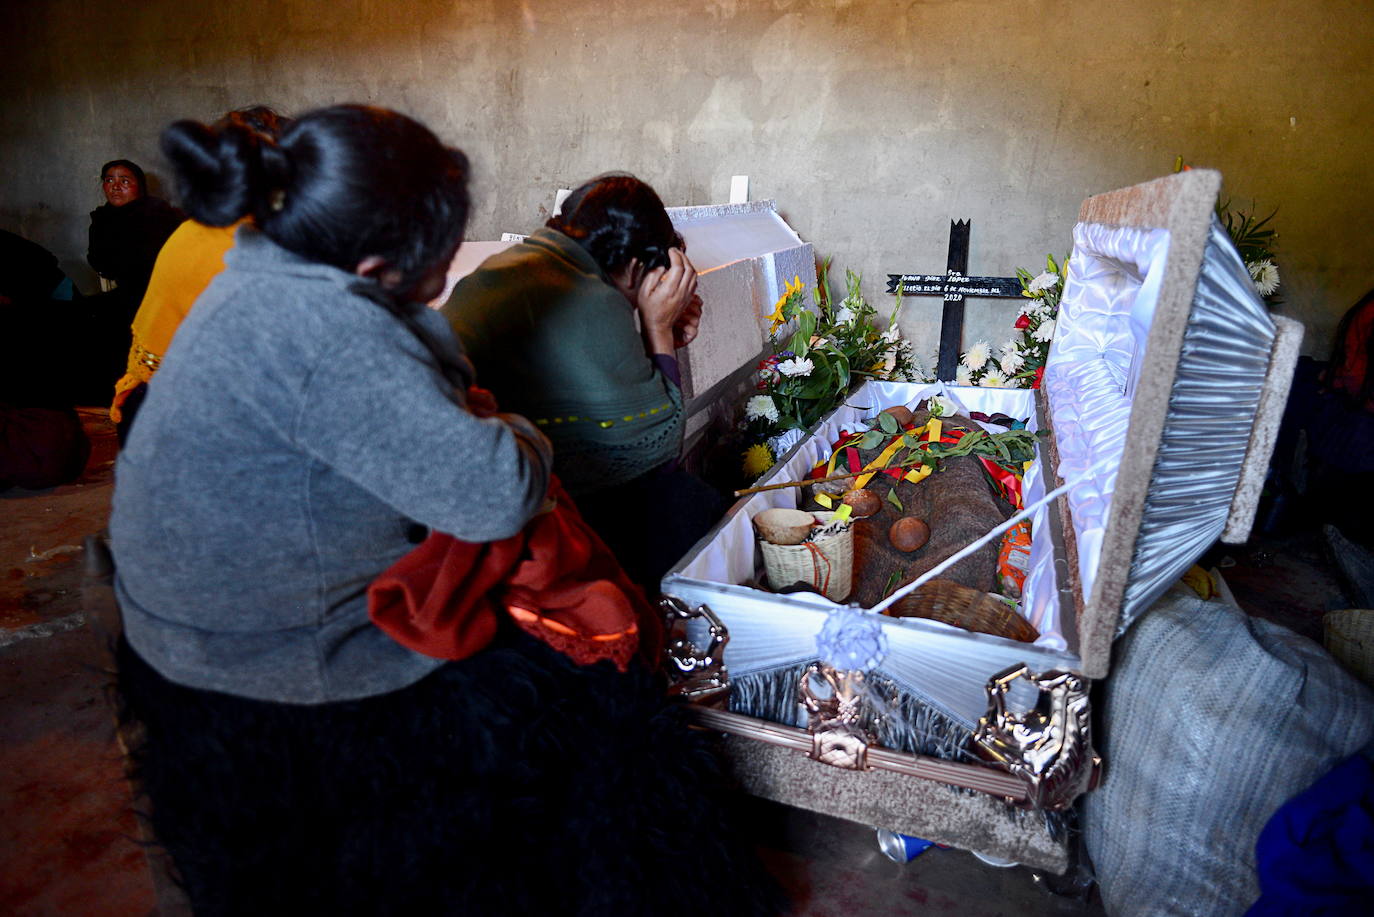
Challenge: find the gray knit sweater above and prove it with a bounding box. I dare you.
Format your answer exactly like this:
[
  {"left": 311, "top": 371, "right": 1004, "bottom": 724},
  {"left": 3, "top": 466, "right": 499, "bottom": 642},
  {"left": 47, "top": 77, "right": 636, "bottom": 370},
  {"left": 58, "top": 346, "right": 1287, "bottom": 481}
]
[{"left": 110, "top": 228, "right": 551, "bottom": 704}]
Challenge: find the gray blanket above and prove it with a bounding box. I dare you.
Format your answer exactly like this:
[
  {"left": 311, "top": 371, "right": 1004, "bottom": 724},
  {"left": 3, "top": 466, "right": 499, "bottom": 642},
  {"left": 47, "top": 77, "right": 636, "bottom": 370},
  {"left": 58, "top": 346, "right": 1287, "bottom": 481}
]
[{"left": 1083, "top": 587, "right": 1374, "bottom": 915}]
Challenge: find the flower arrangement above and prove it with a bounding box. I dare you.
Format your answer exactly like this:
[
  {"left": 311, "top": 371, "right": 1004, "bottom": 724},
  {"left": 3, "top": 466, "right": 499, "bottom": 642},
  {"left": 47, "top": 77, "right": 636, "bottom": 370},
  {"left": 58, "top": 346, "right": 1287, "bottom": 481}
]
[
  {"left": 946, "top": 254, "right": 1067, "bottom": 390},
  {"left": 1174, "top": 156, "right": 1281, "bottom": 302},
  {"left": 740, "top": 261, "right": 919, "bottom": 474},
  {"left": 1219, "top": 198, "right": 1281, "bottom": 300}
]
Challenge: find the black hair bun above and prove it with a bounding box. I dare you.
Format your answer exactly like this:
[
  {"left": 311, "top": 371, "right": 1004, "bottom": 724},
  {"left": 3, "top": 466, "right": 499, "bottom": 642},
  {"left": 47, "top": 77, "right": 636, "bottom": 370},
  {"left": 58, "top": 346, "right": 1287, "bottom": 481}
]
[{"left": 161, "top": 119, "right": 274, "bottom": 226}]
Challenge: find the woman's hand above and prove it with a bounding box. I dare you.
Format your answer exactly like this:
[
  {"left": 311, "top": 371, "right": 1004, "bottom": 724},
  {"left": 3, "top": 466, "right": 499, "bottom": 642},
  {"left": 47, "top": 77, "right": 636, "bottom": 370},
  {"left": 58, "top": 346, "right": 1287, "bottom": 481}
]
[
  {"left": 636, "top": 248, "right": 697, "bottom": 355},
  {"left": 673, "top": 294, "right": 703, "bottom": 349}
]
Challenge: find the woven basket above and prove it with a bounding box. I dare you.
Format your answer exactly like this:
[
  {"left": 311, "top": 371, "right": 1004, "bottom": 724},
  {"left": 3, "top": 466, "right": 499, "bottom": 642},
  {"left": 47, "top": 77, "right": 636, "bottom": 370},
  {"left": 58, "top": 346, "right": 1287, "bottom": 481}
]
[
  {"left": 758, "top": 518, "right": 854, "bottom": 602},
  {"left": 1324, "top": 608, "right": 1374, "bottom": 688},
  {"left": 887, "top": 577, "right": 1039, "bottom": 643}
]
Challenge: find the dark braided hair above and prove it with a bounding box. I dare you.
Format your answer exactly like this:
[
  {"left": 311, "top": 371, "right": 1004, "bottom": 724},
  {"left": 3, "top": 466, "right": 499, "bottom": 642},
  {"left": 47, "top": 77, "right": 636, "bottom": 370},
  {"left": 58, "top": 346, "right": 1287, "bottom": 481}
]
[
  {"left": 160, "top": 104, "right": 471, "bottom": 391},
  {"left": 547, "top": 174, "right": 683, "bottom": 282}
]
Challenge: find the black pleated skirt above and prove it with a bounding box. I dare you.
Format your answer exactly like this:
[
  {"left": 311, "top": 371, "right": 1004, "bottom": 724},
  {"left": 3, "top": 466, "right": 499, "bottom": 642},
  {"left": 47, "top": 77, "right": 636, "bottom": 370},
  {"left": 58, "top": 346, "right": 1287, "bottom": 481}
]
[{"left": 116, "top": 629, "right": 784, "bottom": 916}]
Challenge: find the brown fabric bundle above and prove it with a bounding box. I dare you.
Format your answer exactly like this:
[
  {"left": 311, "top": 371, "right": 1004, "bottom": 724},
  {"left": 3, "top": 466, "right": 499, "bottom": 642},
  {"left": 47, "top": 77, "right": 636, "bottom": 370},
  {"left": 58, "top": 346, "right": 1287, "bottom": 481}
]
[{"left": 802, "top": 408, "right": 1011, "bottom": 607}]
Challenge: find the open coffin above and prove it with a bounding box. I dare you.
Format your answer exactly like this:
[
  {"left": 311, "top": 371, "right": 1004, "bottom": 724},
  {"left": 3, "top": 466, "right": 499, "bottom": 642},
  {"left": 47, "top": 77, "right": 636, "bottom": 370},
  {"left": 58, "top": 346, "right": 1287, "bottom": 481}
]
[{"left": 659, "top": 170, "right": 1303, "bottom": 871}]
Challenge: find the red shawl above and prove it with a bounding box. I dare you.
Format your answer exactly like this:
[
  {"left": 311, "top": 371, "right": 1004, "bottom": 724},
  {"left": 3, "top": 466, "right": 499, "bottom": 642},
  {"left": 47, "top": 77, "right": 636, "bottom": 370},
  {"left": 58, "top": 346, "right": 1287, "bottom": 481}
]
[{"left": 368, "top": 475, "right": 662, "bottom": 673}]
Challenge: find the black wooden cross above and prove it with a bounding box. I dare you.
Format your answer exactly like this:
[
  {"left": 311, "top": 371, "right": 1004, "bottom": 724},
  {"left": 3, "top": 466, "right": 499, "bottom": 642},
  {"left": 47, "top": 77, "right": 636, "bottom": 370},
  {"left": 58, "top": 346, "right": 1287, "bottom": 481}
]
[{"left": 886, "top": 220, "right": 1022, "bottom": 381}]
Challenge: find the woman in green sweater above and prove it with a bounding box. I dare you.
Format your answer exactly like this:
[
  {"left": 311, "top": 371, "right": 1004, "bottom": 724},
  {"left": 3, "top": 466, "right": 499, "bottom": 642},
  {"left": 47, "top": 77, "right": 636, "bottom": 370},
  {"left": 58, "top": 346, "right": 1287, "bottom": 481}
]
[{"left": 443, "top": 174, "right": 721, "bottom": 591}]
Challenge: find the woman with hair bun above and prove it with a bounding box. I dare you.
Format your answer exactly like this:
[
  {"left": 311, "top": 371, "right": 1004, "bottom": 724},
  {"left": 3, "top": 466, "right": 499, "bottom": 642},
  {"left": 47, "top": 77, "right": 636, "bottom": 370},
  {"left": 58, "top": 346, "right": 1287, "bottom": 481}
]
[
  {"left": 444, "top": 173, "right": 723, "bottom": 593},
  {"left": 111, "top": 108, "right": 780, "bottom": 916}
]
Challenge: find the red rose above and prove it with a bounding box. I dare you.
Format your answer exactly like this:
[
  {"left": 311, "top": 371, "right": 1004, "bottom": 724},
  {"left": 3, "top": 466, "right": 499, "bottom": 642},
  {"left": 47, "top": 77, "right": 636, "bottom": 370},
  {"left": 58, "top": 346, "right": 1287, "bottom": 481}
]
[
  {"left": 1015, "top": 313, "right": 1031, "bottom": 330},
  {"left": 1032, "top": 365, "right": 1045, "bottom": 389}
]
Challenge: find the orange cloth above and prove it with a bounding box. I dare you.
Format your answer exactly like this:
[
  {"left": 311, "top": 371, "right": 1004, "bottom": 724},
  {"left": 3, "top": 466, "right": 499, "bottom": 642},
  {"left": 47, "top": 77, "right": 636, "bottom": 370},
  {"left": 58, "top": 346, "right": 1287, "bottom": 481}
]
[
  {"left": 110, "top": 220, "right": 241, "bottom": 422},
  {"left": 368, "top": 476, "right": 663, "bottom": 672}
]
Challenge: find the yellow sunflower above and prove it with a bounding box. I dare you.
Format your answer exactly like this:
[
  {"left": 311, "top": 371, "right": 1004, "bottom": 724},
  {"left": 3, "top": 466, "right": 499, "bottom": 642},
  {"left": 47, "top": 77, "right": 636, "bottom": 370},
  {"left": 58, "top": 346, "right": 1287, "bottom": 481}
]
[{"left": 766, "top": 276, "right": 807, "bottom": 335}]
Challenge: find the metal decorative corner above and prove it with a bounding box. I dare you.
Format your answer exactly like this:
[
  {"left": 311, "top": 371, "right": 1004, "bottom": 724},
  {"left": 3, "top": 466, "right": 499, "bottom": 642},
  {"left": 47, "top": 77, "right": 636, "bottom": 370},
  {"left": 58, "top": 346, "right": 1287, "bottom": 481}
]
[
  {"left": 973, "top": 663, "right": 1103, "bottom": 811},
  {"left": 660, "top": 596, "right": 731, "bottom": 706},
  {"left": 798, "top": 663, "right": 890, "bottom": 771}
]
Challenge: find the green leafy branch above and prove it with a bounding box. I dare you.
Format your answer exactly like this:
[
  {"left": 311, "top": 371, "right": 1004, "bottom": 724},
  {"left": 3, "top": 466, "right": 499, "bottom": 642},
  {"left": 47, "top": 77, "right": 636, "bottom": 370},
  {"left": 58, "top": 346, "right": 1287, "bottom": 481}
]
[{"left": 849, "top": 413, "right": 1043, "bottom": 472}]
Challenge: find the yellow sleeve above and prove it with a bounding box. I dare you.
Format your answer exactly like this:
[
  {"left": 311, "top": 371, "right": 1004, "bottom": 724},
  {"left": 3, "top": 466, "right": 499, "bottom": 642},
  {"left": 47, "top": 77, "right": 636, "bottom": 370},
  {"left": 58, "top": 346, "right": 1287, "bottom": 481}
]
[{"left": 112, "top": 221, "right": 240, "bottom": 421}]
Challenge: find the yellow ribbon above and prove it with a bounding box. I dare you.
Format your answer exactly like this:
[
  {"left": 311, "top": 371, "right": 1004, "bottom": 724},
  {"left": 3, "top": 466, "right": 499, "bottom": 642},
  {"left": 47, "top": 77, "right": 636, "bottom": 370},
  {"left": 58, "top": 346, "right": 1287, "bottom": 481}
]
[{"left": 901, "top": 420, "right": 942, "bottom": 484}]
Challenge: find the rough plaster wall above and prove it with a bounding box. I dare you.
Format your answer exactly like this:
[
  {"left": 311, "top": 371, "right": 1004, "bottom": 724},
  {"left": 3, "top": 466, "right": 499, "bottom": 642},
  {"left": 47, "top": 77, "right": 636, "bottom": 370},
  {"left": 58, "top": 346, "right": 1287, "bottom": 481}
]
[{"left": 3, "top": 0, "right": 1372, "bottom": 360}]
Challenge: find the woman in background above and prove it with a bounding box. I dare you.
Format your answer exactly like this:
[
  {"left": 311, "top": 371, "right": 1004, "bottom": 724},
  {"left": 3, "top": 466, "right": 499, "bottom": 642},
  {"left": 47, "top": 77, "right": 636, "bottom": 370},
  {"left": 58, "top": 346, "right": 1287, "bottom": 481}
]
[
  {"left": 76, "top": 159, "right": 183, "bottom": 402},
  {"left": 113, "top": 107, "right": 779, "bottom": 917},
  {"left": 87, "top": 159, "right": 185, "bottom": 303}
]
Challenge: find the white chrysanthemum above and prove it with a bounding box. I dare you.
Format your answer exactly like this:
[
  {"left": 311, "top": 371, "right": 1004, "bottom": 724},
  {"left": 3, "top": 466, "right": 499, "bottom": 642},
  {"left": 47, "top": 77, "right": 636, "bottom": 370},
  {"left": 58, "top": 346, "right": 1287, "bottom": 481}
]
[
  {"left": 1000, "top": 348, "right": 1025, "bottom": 374},
  {"left": 955, "top": 365, "right": 974, "bottom": 386},
  {"left": 778, "top": 356, "right": 814, "bottom": 377},
  {"left": 745, "top": 395, "right": 780, "bottom": 423},
  {"left": 1247, "top": 259, "right": 1280, "bottom": 297},
  {"left": 961, "top": 339, "right": 991, "bottom": 371},
  {"left": 981, "top": 370, "right": 1008, "bottom": 388},
  {"left": 1028, "top": 271, "right": 1059, "bottom": 294},
  {"left": 1032, "top": 319, "right": 1057, "bottom": 343},
  {"left": 928, "top": 394, "right": 957, "bottom": 417}
]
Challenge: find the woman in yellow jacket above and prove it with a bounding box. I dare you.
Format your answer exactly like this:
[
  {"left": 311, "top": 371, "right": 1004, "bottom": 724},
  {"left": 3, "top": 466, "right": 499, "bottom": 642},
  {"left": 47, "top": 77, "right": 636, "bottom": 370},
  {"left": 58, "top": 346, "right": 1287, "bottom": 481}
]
[{"left": 110, "top": 108, "right": 289, "bottom": 441}]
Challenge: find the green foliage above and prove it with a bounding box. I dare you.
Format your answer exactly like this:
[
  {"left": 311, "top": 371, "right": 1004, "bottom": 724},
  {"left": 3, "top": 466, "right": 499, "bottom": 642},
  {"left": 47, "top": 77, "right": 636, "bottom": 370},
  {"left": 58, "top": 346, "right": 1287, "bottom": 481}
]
[
  {"left": 742, "top": 260, "right": 918, "bottom": 439},
  {"left": 1217, "top": 197, "right": 1279, "bottom": 265}
]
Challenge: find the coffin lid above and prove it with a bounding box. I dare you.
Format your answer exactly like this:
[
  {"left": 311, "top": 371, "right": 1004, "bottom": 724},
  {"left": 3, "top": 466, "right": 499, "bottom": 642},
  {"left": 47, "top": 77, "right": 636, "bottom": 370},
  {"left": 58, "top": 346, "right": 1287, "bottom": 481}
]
[
  {"left": 1049, "top": 169, "right": 1301, "bottom": 677},
  {"left": 667, "top": 201, "right": 814, "bottom": 416}
]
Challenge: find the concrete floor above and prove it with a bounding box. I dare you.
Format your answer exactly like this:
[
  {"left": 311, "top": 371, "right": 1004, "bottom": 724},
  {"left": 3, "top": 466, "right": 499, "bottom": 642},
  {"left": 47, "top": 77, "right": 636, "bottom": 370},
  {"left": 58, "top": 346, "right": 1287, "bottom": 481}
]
[{"left": 2, "top": 410, "right": 1351, "bottom": 916}]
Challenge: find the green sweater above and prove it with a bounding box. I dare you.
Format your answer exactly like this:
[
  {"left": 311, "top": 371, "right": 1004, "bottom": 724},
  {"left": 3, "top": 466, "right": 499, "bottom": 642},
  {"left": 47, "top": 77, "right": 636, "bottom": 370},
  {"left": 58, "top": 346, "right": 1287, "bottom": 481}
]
[{"left": 442, "top": 227, "right": 683, "bottom": 495}]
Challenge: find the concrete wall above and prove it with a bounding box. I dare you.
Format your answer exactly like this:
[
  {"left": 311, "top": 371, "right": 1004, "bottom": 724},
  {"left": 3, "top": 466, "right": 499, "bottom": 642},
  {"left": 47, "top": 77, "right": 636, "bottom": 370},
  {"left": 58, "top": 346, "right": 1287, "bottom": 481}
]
[{"left": 4, "top": 0, "right": 1372, "bottom": 360}]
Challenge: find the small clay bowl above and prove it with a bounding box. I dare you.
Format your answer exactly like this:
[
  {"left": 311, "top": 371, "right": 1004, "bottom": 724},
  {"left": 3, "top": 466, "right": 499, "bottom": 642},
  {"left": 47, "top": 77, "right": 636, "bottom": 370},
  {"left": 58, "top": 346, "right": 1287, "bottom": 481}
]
[
  {"left": 842, "top": 489, "right": 882, "bottom": 518},
  {"left": 889, "top": 517, "right": 931, "bottom": 552},
  {"left": 881, "top": 405, "right": 914, "bottom": 426}
]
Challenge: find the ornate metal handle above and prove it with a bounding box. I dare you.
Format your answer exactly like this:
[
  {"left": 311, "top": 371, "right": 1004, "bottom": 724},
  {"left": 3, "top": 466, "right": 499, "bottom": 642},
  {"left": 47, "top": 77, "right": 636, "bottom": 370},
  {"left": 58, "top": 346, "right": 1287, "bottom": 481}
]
[
  {"left": 797, "top": 663, "right": 893, "bottom": 771},
  {"left": 660, "top": 596, "right": 731, "bottom": 706},
  {"left": 973, "top": 663, "right": 1102, "bottom": 811}
]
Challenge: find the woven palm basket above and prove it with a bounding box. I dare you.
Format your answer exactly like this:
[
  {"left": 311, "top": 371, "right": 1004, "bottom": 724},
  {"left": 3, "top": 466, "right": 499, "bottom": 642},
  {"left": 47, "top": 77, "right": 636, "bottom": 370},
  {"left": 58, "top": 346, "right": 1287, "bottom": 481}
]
[
  {"left": 887, "top": 577, "right": 1039, "bottom": 643},
  {"left": 759, "top": 525, "right": 854, "bottom": 603},
  {"left": 1324, "top": 608, "right": 1374, "bottom": 688}
]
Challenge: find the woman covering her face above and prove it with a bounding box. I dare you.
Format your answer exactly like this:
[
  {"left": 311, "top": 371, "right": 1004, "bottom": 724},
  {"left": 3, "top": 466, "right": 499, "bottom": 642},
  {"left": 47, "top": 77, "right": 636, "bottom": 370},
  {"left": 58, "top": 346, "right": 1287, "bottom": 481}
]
[
  {"left": 443, "top": 174, "right": 724, "bottom": 594},
  {"left": 111, "top": 106, "right": 780, "bottom": 916}
]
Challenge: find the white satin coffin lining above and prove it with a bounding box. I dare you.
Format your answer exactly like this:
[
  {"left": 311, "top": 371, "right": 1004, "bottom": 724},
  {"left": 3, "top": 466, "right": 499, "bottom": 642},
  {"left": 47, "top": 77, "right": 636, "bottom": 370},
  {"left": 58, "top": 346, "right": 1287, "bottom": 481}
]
[{"left": 1040, "top": 222, "right": 1171, "bottom": 610}]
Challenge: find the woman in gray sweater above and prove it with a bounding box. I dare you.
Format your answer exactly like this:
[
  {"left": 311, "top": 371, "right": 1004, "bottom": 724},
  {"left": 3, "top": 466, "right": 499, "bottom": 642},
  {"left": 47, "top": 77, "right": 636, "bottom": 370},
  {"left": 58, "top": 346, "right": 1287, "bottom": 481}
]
[{"left": 111, "top": 106, "right": 781, "bottom": 917}]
